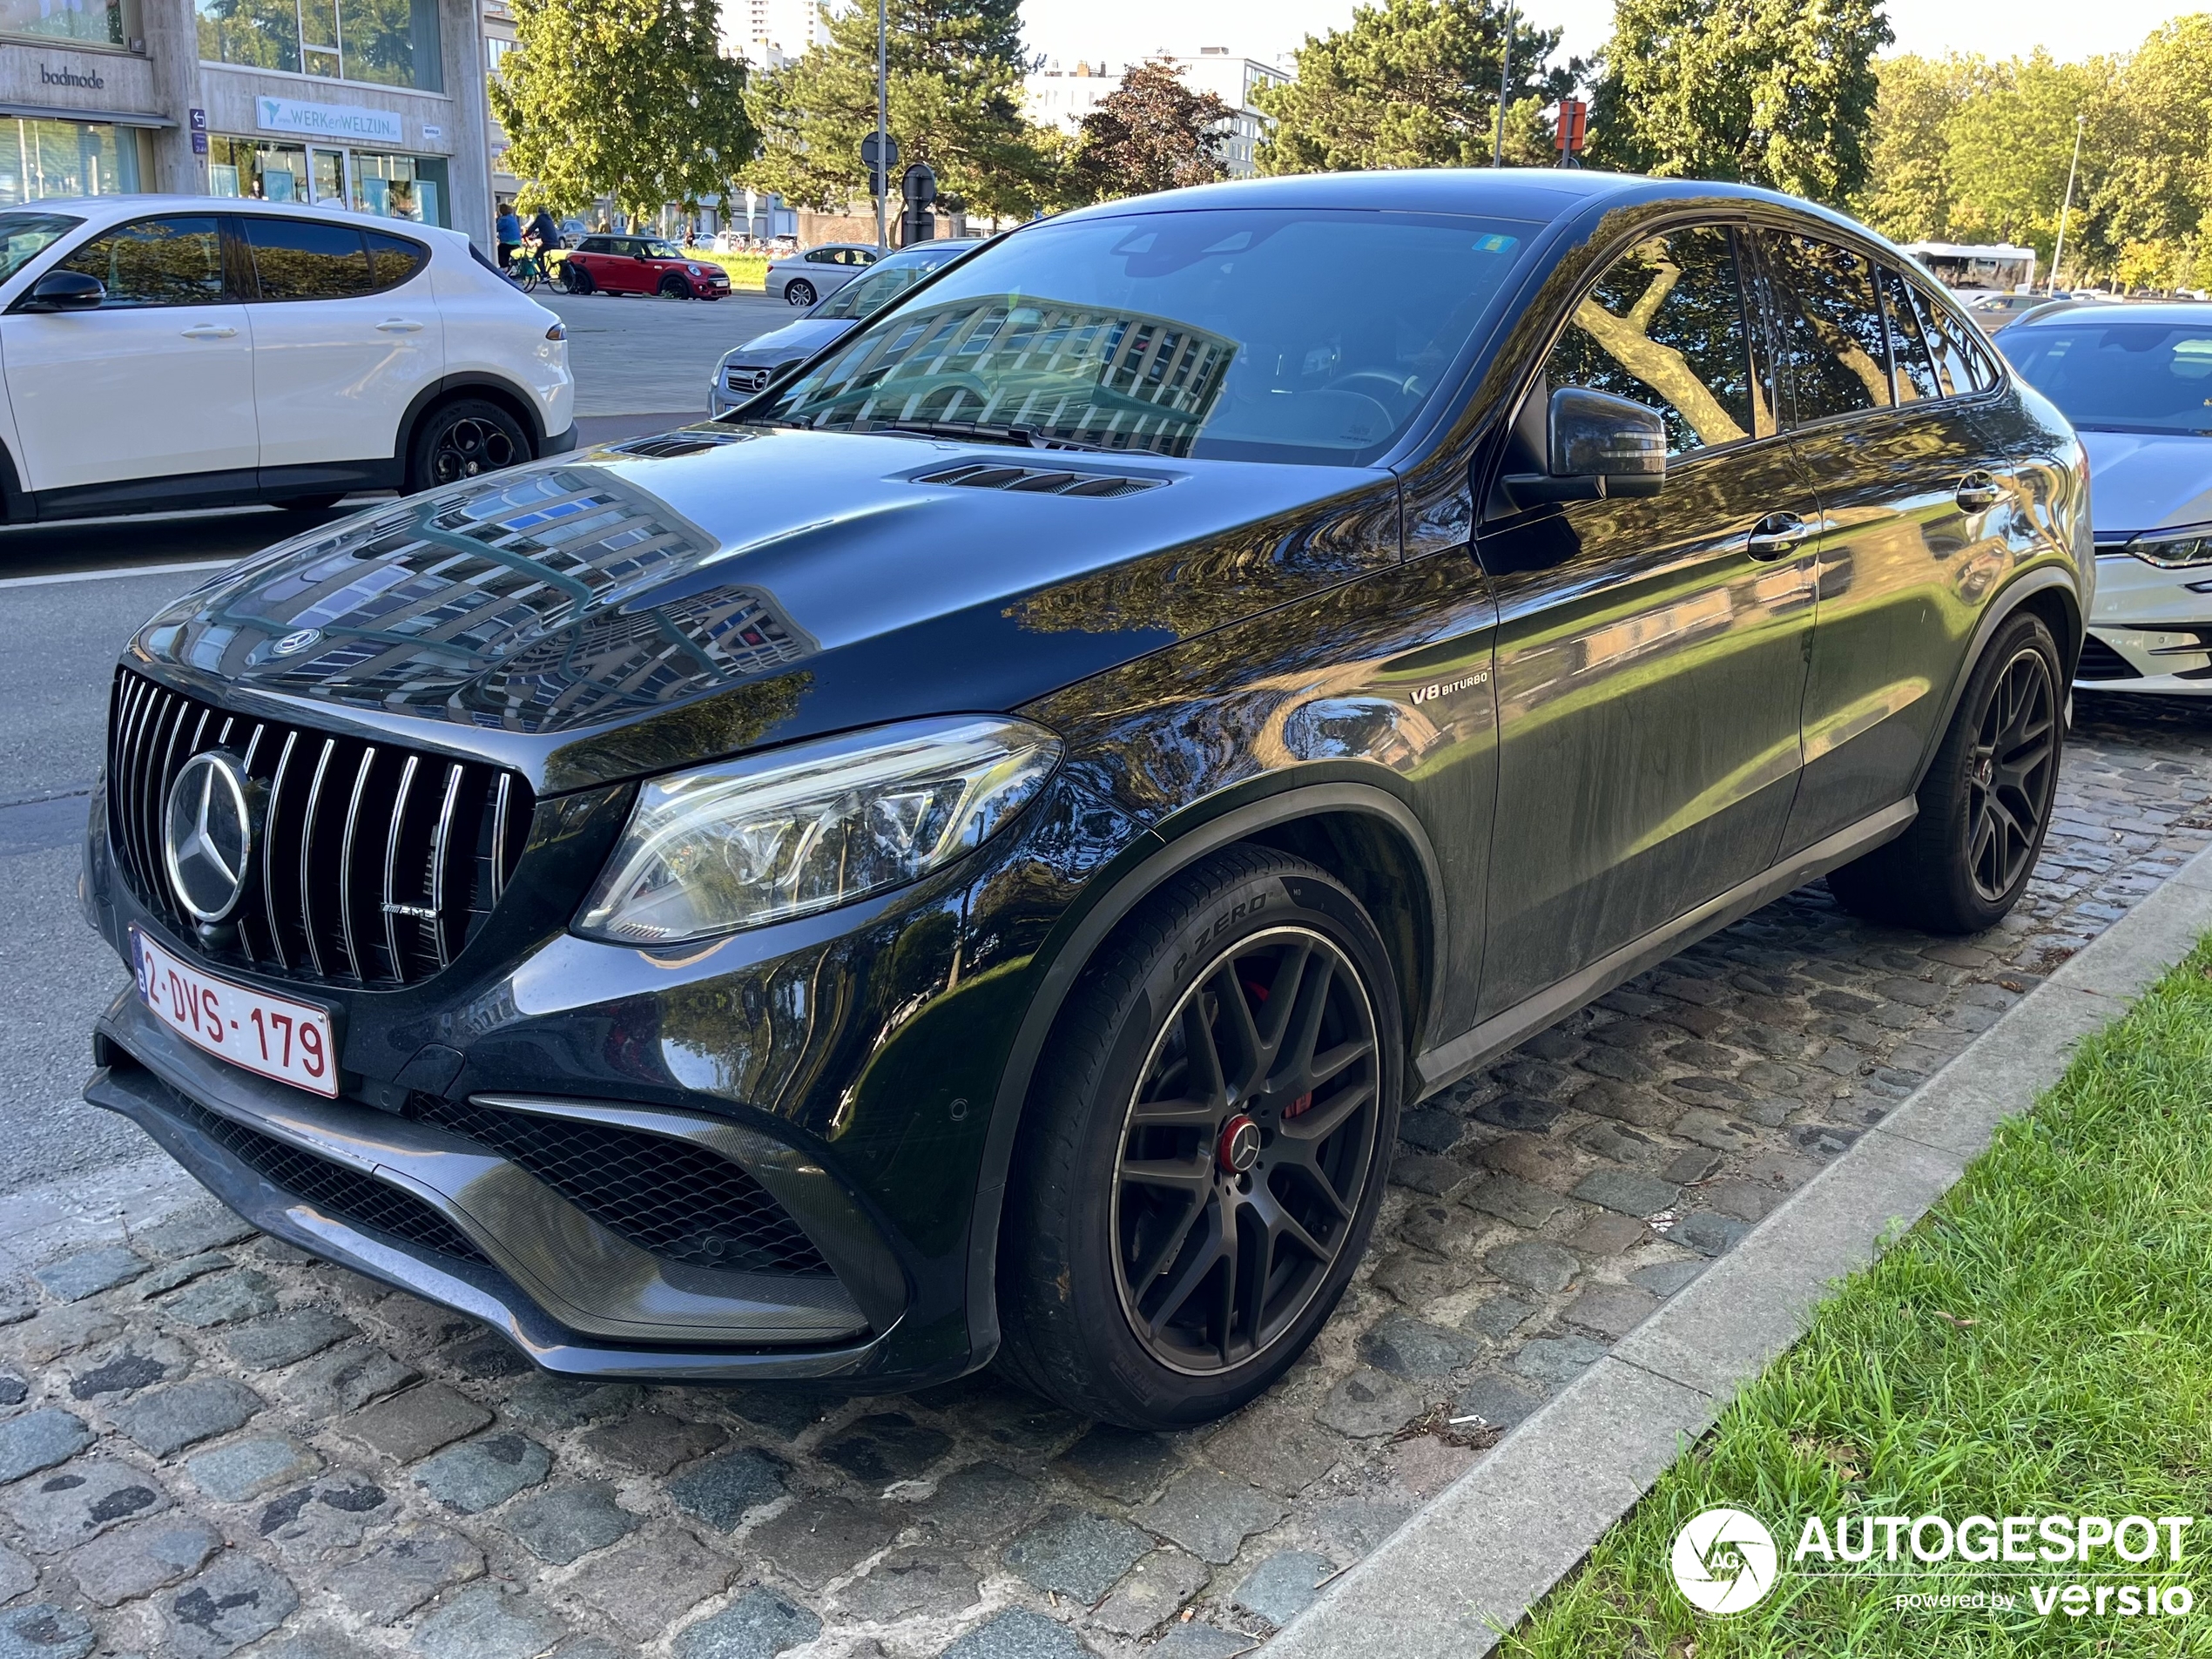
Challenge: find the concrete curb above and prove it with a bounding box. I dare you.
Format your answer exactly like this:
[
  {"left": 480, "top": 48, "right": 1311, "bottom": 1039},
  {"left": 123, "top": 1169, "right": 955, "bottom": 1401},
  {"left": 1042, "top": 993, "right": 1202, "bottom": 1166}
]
[{"left": 1266, "top": 840, "right": 2212, "bottom": 1657}]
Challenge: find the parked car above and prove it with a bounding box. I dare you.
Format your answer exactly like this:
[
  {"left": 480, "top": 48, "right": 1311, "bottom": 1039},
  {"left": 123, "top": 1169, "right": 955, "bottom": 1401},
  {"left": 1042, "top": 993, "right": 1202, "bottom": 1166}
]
[
  {"left": 561, "top": 234, "right": 732, "bottom": 300},
  {"left": 84, "top": 171, "right": 2085, "bottom": 1427},
  {"left": 2003, "top": 301, "right": 2212, "bottom": 692},
  {"left": 1957, "top": 288, "right": 2050, "bottom": 333},
  {"left": 710, "top": 239, "right": 981, "bottom": 413},
  {"left": 0, "top": 195, "right": 571, "bottom": 521},
  {"left": 767, "top": 241, "right": 884, "bottom": 307}
]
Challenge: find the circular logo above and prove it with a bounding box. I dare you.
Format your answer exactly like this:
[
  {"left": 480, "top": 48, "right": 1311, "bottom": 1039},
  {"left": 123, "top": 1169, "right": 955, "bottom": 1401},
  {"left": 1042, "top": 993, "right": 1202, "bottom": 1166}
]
[
  {"left": 1669, "top": 1508, "right": 1778, "bottom": 1615},
  {"left": 163, "top": 752, "right": 257, "bottom": 923},
  {"left": 1217, "top": 1114, "right": 1262, "bottom": 1175},
  {"left": 269, "top": 628, "right": 322, "bottom": 658}
]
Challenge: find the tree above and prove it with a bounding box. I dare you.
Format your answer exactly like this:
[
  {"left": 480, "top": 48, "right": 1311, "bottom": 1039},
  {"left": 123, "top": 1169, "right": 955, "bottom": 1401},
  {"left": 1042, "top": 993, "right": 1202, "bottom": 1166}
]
[
  {"left": 747, "top": 0, "right": 1049, "bottom": 222},
  {"left": 1064, "top": 62, "right": 1234, "bottom": 203},
  {"left": 1254, "top": 0, "right": 1575, "bottom": 175},
  {"left": 489, "top": 0, "right": 753, "bottom": 226},
  {"left": 1941, "top": 50, "right": 2118, "bottom": 258},
  {"left": 2095, "top": 17, "right": 2212, "bottom": 287},
  {"left": 1851, "top": 53, "right": 1991, "bottom": 242},
  {"left": 1588, "top": 0, "right": 1891, "bottom": 205}
]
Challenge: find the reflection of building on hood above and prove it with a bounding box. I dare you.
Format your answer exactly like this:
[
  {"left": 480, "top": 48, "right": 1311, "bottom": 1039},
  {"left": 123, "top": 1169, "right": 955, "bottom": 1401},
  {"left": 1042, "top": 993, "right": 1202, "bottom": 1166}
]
[
  {"left": 166, "top": 456, "right": 815, "bottom": 729},
  {"left": 786, "top": 296, "right": 1238, "bottom": 458}
]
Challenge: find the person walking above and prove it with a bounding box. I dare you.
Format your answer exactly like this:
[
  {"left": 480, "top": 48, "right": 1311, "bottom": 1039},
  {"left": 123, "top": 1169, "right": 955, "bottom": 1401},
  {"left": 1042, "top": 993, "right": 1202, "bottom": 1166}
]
[{"left": 495, "top": 201, "right": 522, "bottom": 271}]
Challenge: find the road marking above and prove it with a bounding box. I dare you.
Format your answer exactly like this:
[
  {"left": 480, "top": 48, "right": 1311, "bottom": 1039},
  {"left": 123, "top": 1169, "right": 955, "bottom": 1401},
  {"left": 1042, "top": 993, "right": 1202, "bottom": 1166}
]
[{"left": 0, "top": 560, "right": 235, "bottom": 590}]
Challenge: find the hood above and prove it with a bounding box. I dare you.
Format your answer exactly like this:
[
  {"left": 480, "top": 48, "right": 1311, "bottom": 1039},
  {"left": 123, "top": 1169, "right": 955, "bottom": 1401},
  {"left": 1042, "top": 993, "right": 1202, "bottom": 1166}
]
[
  {"left": 130, "top": 426, "right": 1399, "bottom": 794},
  {"left": 2079, "top": 428, "right": 2212, "bottom": 538},
  {"left": 725, "top": 318, "right": 854, "bottom": 367}
]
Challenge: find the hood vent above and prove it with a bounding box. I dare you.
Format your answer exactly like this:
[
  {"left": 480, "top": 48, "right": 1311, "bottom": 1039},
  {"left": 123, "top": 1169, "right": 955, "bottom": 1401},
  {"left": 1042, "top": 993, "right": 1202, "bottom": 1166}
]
[
  {"left": 612, "top": 430, "right": 752, "bottom": 459},
  {"left": 916, "top": 462, "right": 1164, "bottom": 498}
]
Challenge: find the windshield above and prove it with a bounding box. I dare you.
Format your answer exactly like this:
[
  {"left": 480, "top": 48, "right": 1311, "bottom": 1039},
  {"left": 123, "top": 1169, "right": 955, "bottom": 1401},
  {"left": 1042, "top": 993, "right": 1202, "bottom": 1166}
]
[
  {"left": 2006, "top": 321, "right": 2212, "bottom": 435},
  {"left": 639, "top": 240, "right": 684, "bottom": 260},
  {"left": 752, "top": 208, "right": 1540, "bottom": 465},
  {"left": 816, "top": 247, "right": 971, "bottom": 320},
  {"left": 0, "top": 212, "right": 82, "bottom": 283}
]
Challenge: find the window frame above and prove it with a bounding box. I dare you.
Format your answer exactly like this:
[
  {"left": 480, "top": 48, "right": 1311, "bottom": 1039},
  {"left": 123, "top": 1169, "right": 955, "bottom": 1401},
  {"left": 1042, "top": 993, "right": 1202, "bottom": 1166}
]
[
  {"left": 1750, "top": 227, "right": 1899, "bottom": 430},
  {"left": 44, "top": 212, "right": 238, "bottom": 310}
]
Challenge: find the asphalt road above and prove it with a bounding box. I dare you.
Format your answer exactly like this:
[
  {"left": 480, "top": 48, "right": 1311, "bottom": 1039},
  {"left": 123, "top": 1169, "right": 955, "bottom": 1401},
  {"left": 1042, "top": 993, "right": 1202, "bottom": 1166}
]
[{"left": 539, "top": 287, "right": 792, "bottom": 415}]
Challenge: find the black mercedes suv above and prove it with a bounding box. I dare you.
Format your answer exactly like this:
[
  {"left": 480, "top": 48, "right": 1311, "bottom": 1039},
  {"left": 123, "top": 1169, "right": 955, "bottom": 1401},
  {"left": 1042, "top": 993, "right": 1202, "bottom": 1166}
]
[{"left": 83, "top": 170, "right": 2088, "bottom": 1428}]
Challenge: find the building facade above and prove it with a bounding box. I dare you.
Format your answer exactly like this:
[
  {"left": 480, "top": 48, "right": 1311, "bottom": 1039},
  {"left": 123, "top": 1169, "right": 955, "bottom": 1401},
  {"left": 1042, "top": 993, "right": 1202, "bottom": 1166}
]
[
  {"left": 1024, "top": 47, "right": 1289, "bottom": 179},
  {"left": 2, "top": 0, "right": 491, "bottom": 241}
]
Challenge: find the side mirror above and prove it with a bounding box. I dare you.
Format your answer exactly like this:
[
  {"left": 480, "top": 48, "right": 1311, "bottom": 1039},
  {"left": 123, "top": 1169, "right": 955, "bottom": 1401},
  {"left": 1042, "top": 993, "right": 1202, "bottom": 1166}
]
[
  {"left": 1503, "top": 387, "right": 1667, "bottom": 508},
  {"left": 15, "top": 270, "right": 105, "bottom": 314}
]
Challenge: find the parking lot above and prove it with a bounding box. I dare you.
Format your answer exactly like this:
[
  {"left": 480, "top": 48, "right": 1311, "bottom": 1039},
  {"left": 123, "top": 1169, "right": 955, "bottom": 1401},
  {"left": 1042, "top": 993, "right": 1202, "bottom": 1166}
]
[{"left": 538, "top": 288, "right": 792, "bottom": 418}]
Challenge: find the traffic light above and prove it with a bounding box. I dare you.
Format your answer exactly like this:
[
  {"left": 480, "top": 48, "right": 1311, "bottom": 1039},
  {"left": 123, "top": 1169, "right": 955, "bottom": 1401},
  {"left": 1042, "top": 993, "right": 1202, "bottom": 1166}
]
[{"left": 900, "top": 163, "right": 938, "bottom": 246}]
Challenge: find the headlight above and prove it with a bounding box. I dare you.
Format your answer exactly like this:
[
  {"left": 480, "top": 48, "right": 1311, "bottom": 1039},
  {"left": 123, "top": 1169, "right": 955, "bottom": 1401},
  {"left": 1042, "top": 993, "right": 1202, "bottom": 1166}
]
[
  {"left": 2126, "top": 527, "right": 2212, "bottom": 569},
  {"left": 689, "top": 264, "right": 705, "bottom": 276},
  {"left": 577, "top": 717, "right": 1061, "bottom": 944}
]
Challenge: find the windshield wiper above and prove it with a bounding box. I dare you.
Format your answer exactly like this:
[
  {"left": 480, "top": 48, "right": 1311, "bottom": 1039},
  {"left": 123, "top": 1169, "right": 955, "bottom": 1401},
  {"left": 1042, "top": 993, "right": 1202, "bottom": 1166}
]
[{"left": 867, "top": 419, "right": 1109, "bottom": 452}]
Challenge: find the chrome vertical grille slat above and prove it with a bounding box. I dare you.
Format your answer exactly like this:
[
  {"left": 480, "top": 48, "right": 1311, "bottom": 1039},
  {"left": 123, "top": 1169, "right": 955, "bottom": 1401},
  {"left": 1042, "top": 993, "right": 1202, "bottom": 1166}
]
[{"left": 103, "top": 670, "right": 532, "bottom": 990}]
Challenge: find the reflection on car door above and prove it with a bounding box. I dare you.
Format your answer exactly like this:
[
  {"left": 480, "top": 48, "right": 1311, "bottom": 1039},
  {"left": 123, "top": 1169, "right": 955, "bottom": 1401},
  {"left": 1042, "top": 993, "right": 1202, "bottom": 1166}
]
[
  {"left": 1474, "top": 222, "right": 1820, "bottom": 1015},
  {"left": 1, "top": 214, "right": 258, "bottom": 496},
  {"left": 1759, "top": 233, "right": 2012, "bottom": 853},
  {"left": 239, "top": 217, "right": 442, "bottom": 473}
]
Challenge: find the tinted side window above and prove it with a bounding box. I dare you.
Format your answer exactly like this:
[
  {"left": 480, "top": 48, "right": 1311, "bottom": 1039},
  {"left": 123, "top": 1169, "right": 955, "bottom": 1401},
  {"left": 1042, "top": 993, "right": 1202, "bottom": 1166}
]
[
  {"left": 1764, "top": 233, "right": 1892, "bottom": 421},
  {"left": 1540, "top": 225, "right": 1755, "bottom": 457},
  {"left": 1879, "top": 266, "right": 1943, "bottom": 402},
  {"left": 244, "top": 219, "right": 375, "bottom": 300},
  {"left": 58, "top": 217, "right": 226, "bottom": 307},
  {"left": 366, "top": 231, "right": 428, "bottom": 290},
  {"left": 1912, "top": 283, "right": 1987, "bottom": 397},
  {"left": 805, "top": 248, "right": 836, "bottom": 264}
]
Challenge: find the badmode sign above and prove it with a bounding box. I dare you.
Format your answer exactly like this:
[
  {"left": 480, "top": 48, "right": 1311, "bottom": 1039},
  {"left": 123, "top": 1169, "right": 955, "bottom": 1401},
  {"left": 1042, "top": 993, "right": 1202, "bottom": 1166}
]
[{"left": 255, "top": 95, "right": 403, "bottom": 145}]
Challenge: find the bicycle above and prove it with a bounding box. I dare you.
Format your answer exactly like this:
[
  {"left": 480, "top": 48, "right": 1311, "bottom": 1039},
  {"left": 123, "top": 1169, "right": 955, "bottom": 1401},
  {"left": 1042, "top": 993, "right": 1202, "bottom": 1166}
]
[{"left": 508, "top": 244, "right": 549, "bottom": 293}]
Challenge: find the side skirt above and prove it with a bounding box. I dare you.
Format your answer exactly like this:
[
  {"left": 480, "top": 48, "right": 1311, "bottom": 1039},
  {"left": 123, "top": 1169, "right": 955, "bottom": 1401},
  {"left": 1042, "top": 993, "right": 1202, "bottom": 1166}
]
[{"left": 1412, "top": 799, "right": 1917, "bottom": 1099}]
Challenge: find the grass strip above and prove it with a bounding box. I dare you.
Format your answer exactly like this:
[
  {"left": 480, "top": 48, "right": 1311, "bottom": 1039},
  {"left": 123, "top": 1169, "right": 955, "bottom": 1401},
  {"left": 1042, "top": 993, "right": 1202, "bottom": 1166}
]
[{"left": 1504, "top": 939, "right": 2212, "bottom": 1657}]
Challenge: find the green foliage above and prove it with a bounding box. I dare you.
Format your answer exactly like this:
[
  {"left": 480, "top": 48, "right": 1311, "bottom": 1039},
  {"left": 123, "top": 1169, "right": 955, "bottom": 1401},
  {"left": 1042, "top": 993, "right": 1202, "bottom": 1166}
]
[
  {"left": 1853, "top": 18, "right": 2212, "bottom": 289},
  {"left": 746, "top": 0, "right": 1049, "bottom": 220},
  {"left": 1588, "top": 0, "right": 1892, "bottom": 205},
  {"left": 1254, "top": 0, "right": 1575, "bottom": 174},
  {"left": 1062, "top": 62, "right": 1233, "bottom": 205},
  {"left": 1507, "top": 941, "right": 2212, "bottom": 1657},
  {"left": 489, "top": 0, "right": 754, "bottom": 225}
]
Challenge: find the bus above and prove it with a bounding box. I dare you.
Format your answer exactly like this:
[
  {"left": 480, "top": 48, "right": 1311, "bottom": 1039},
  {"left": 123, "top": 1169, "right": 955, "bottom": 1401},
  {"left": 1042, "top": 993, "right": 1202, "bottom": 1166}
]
[{"left": 1900, "top": 242, "right": 2040, "bottom": 293}]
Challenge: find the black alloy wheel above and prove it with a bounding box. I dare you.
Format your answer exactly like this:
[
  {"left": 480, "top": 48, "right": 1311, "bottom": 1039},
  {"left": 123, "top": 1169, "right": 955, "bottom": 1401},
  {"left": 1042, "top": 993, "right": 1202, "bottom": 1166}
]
[
  {"left": 659, "top": 273, "right": 691, "bottom": 299},
  {"left": 997, "top": 846, "right": 1401, "bottom": 1426},
  {"left": 1828, "top": 610, "right": 2063, "bottom": 933},
  {"left": 406, "top": 400, "right": 530, "bottom": 494},
  {"left": 1964, "top": 646, "right": 2058, "bottom": 902},
  {"left": 1112, "top": 927, "right": 1380, "bottom": 1374},
  {"left": 563, "top": 263, "right": 593, "bottom": 294}
]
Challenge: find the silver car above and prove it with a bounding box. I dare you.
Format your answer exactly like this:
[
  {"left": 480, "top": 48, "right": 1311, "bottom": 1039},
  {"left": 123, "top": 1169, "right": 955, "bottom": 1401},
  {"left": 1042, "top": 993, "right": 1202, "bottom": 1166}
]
[
  {"left": 2004, "top": 301, "right": 2212, "bottom": 692},
  {"left": 766, "top": 241, "right": 885, "bottom": 307}
]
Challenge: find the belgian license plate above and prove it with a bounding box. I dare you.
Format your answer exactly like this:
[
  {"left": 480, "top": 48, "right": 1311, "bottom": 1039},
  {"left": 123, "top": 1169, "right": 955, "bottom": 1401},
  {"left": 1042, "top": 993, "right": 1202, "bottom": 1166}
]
[{"left": 131, "top": 927, "right": 339, "bottom": 1097}]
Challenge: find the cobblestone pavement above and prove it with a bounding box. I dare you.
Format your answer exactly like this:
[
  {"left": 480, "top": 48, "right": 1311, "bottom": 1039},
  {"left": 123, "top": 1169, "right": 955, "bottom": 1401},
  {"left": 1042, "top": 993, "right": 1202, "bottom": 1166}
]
[{"left": 3, "top": 693, "right": 2209, "bottom": 1659}]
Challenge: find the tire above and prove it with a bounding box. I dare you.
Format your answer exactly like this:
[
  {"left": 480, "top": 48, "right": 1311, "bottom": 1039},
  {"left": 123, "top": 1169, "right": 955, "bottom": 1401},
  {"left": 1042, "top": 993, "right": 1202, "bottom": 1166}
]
[
  {"left": 996, "top": 845, "right": 1402, "bottom": 1427},
  {"left": 405, "top": 399, "right": 531, "bottom": 493},
  {"left": 1827, "top": 610, "right": 2063, "bottom": 934},
  {"left": 563, "top": 264, "right": 594, "bottom": 295},
  {"left": 784, "top": 279, "right": 816, "bottom": 307},
  {"left": 659, "top": 274, "right": 691, "bottom": 300}
]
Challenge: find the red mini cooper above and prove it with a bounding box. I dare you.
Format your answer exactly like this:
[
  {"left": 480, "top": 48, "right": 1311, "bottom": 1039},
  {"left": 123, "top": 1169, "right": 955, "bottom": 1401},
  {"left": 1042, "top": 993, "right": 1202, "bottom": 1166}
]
[{"left": 559, "top": 234, "right": 731, "bottom": 299}]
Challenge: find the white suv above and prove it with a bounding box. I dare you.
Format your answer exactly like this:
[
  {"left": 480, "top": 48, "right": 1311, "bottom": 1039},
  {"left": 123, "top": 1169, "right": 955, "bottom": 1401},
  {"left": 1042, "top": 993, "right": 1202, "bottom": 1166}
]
[{"left": 0, "top": 195, "right": 574, "bottom": 522}]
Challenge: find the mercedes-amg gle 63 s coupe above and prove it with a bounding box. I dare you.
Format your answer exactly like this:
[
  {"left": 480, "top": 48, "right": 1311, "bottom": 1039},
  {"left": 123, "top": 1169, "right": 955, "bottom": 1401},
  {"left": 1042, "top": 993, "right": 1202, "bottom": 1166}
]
[{"left": 84, "top": 171, "right": 2087, "bottom": 1428}]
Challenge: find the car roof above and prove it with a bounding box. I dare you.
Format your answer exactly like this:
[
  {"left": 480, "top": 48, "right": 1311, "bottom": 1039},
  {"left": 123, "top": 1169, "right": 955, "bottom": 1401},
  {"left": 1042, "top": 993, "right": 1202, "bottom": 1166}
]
[
  {"left": 6, "top": 192, "right": 454, "bottom": 244},
  {"left": 2008, "top": 300, "right": 2212, "bottom": 329},
  {"left": 879, "top": 240, "right": 981, "bottom": 266}
]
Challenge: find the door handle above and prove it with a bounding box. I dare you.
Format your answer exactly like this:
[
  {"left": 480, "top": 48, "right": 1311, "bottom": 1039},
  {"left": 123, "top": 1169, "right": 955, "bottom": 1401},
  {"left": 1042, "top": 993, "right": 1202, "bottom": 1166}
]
[
  {"left": 1743, "top": 511, "right": 1815, "bottom": 561},
  {"left": 376, "top": 319, "right": 425, "bottom": 333},
  {"left": 1956, "top": 470, "right": 2002, "bottom": 509},
  {"left": 179, "top": 324, "right": 237, "bottom": 340}
]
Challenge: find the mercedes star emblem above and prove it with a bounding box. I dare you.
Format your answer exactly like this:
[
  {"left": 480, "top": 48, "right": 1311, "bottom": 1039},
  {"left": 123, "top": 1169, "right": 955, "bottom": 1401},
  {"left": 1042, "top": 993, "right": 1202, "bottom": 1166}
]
[
  {"left": 163, "top": 751, "right": 257, "bottom": 923},
  {"left": 270, "top": 628, "right": 323, "bottom": 658}
]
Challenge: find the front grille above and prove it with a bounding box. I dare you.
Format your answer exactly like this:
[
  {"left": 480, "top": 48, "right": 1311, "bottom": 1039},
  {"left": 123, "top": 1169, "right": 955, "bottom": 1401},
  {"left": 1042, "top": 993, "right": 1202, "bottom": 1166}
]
[
  {"left": 178, "top": 1099, "right": 489, "bottom": 1264},
  {"left": 724, "top": 365, "right": 773, "bottom": 395},
  {"left": 414, "top": 1097, "right": 832, "bottom": 1276},
  {"left": 2075, "top": 635, "right": 2136, "bottom": 681},
  {"left": 106, "top": 670, "right": 533, "bottom": 988},
  {"left": 914, "top": 462, "right": 1163, "bottom": 498}
]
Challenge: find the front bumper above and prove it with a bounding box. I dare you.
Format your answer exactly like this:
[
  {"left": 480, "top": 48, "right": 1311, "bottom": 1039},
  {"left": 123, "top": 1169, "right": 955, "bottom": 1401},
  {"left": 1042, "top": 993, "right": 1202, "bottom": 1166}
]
[{"left": 2075, "top": 550, "right": 2212, "bottom": 694}]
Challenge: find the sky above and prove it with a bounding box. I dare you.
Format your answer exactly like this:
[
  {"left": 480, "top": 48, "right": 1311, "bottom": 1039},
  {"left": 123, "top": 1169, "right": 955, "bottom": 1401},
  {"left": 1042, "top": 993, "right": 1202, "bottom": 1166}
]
[{"left": 1022, "top": 0, "right": 2204, "bottom": 77}]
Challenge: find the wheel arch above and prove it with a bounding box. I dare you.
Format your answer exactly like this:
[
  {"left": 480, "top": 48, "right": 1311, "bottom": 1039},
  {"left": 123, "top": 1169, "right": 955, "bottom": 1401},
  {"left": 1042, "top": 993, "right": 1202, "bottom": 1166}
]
[
  {"left": 1912, "top": 566, "right": 2083, "bottom": 794},
  {"left": 396, "top": 374, "right": 550, "bottom": 487},
  {"left": 961, "top": 778, "right": 1447, "bottom": 1368}
]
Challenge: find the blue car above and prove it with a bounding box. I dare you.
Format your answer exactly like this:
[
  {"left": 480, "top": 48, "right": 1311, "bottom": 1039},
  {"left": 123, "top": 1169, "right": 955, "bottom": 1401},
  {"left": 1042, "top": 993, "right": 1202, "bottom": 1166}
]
[{"left": 709, "top": 239, "right": 981, "bottom": 414}]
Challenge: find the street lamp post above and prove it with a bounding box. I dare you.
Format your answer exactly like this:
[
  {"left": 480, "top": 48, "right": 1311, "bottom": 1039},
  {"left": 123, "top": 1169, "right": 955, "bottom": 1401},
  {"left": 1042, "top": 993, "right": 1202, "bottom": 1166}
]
[
  {"left": 2050, "top": 110, "right": 2083, "bottom": 294},
  {"left": 1493, "top": 4, "right": 1514, "bottom": 167},
  {"left": 875, "top": 0, "right": 888, "bottom": 250}
]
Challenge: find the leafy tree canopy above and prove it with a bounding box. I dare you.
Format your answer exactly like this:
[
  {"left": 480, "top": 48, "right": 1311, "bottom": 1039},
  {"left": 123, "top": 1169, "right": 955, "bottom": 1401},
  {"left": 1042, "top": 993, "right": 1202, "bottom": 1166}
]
[
  {"left": 1064, "top": 62, "right": 1234, "bottom": 203},
  {"left": 489, "top": 0, "right": 754, "bottom": 225},
  {"left": 1255, "top": 0, "right": 1576, "bottom": 173},
  {"left": 747, "top": 0, "right": 1049, "bottom": 219},
  {"left": 1588, "top": 0, "right": 1892, "bottom": 205}
]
